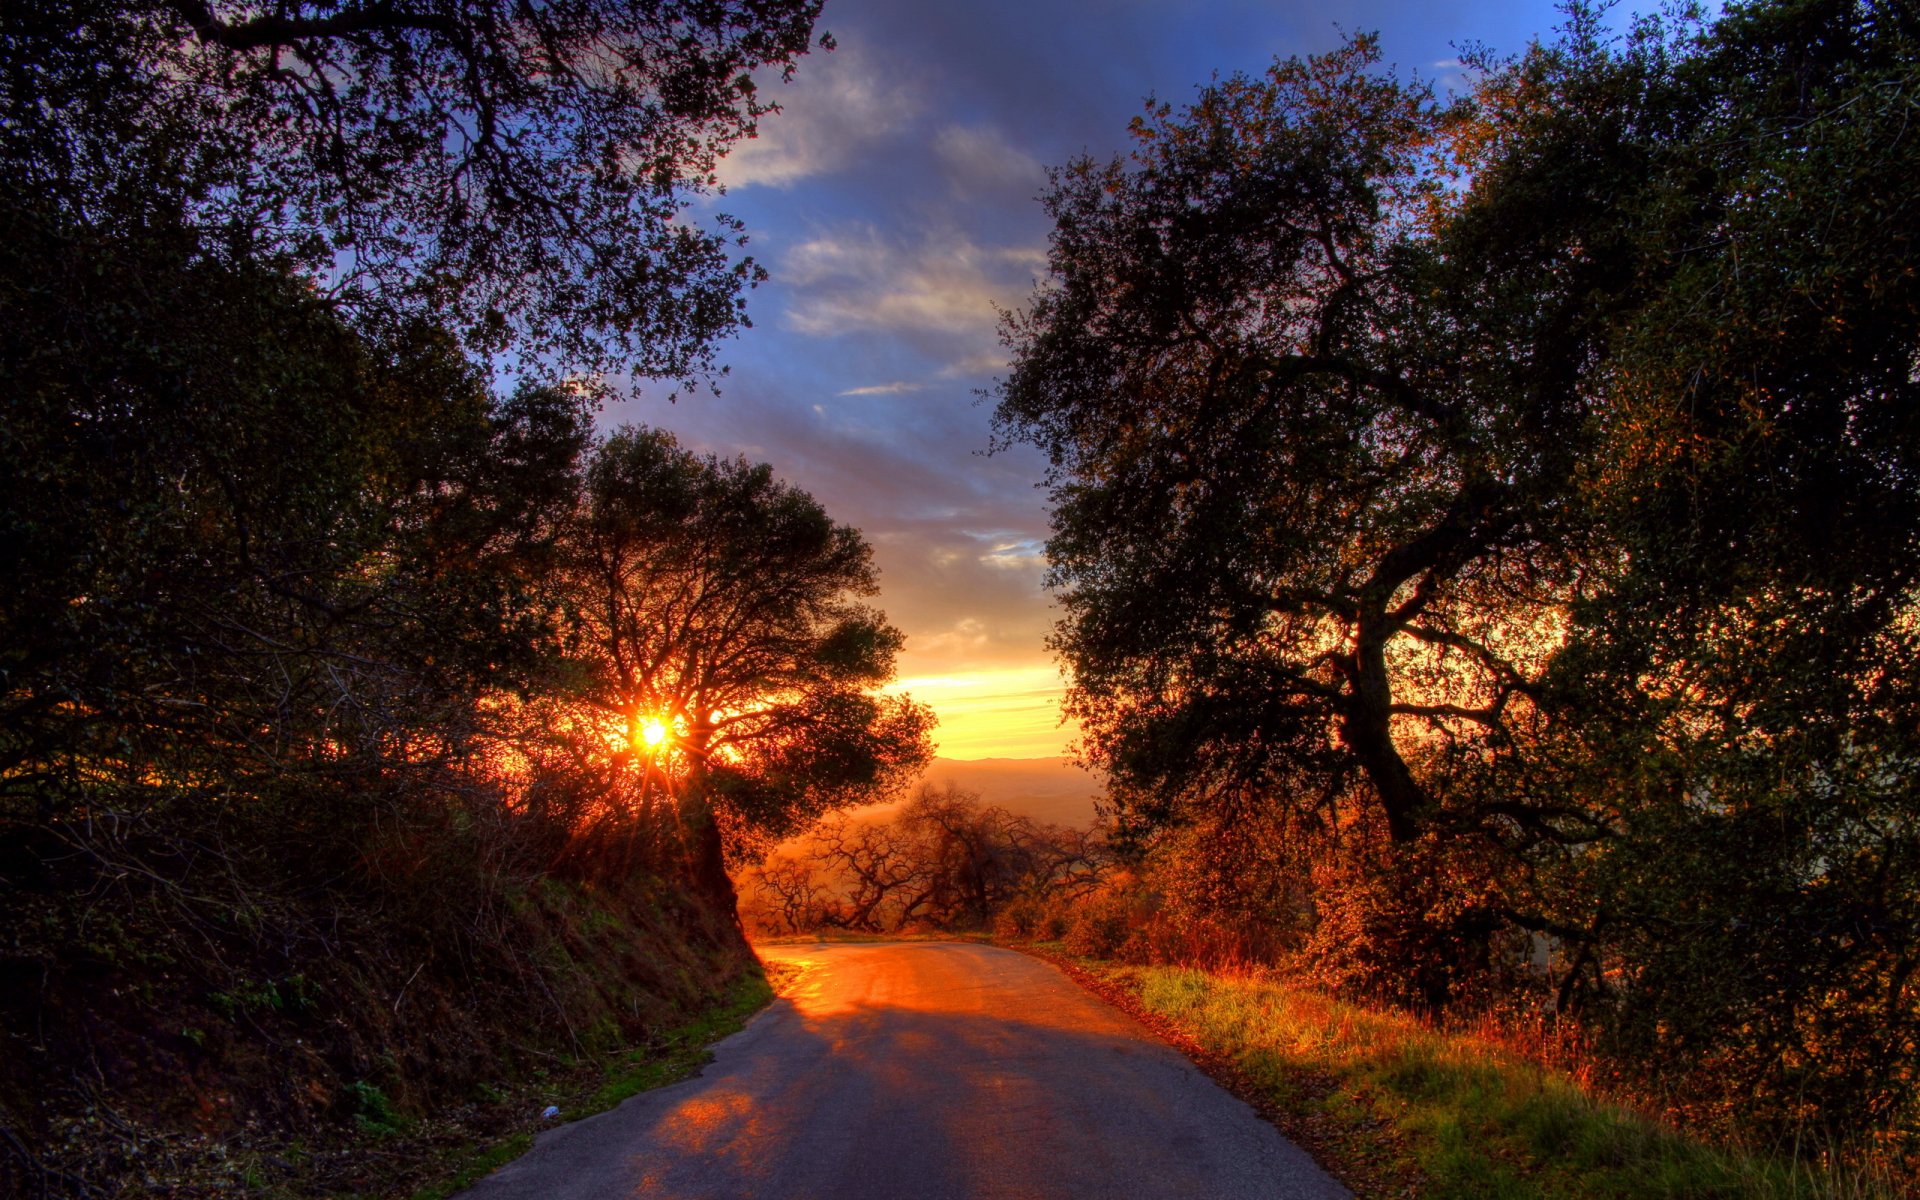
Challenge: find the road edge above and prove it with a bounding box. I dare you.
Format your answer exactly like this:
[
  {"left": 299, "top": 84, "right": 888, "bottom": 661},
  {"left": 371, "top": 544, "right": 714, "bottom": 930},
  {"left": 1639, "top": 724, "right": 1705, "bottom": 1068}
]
[
  {"left": 420, "top": 970, "right": 777, "bottom": 1199},
  {"left": 1002, "top": 942, "right": 1409, "bottom": 1199}
]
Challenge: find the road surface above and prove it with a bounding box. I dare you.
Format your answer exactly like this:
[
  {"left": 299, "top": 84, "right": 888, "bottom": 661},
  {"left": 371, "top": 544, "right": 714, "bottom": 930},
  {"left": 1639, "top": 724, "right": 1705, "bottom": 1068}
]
[{"left": 458, "top": 941, "right": 1350, "bottom": 1200}]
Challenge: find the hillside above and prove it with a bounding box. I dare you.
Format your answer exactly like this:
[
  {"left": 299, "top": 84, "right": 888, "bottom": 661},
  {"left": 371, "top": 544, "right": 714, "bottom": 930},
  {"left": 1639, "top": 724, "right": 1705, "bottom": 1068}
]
[
  {"left": 914, "top": 757, "right": 1104, "bottom": 828},
  {"left": 836, "top": 756, "right": 1104, "bottom": 830}
]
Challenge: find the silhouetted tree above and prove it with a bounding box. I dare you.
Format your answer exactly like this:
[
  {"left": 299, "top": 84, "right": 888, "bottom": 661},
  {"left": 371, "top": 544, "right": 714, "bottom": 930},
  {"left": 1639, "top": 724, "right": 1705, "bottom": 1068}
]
[
  {"left": 4, "top": 0, "right": 825, "bottom": 376},
  {"left": 996, "top": 0, "right": 1920, "bottom": 1131},
  {"left": 559, "top": 427, "right": 933, "bottom": 911},
  {"left": 995, "top": 30, "right": 1603, "bottom": 851},
  {"left": 744, "top": 785, "right": 1112, "bottom": 934}
]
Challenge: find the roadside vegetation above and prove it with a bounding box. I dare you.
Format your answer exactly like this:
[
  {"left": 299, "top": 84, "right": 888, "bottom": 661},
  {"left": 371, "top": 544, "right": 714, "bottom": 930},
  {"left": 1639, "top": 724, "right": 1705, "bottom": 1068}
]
[
  {"left": 407, "top": 970, "right": 776, "bottom": 1200},
  {"left": 741, "top": 784, "right": 1110, "bottom": 936},
  {"left": 767, "top": 788, "right": 1915, "bottom": 1198},
  {"left": 0, "top": 2, "right": 941, "bottom": 1195},
  {"left": 1069, "top": 954, "right": 1907, "bottom": 1200}
]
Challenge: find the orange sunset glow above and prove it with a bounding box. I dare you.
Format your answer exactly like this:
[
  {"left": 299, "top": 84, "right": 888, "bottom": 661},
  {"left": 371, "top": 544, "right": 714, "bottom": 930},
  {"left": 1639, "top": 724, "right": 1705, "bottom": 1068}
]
[{"left": 885, "top": 665, "right": 1077, "bottom": 759}]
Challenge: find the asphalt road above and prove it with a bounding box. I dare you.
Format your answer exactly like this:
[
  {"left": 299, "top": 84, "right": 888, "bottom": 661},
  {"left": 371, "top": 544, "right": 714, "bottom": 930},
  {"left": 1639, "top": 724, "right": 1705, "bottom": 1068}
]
[{"left": 457, "top": 941, "right": 1351, "bottom": 1200}]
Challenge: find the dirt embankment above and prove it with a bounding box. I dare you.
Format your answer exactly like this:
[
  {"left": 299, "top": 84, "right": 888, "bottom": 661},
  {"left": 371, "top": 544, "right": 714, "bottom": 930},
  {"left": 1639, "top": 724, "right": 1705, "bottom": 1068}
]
[{"left": 1, "top": 823, "right": 755, "bottom": 1199}]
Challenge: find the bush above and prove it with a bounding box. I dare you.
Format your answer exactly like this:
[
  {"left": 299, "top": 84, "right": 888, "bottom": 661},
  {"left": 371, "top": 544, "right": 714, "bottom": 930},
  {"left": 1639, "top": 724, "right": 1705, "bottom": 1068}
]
[
  {"left": 1064, "top": 895, "right": 1133, "bottom": 958},
  {"left": 993, "top": 898, "right": 1043, "bottom": 941}
]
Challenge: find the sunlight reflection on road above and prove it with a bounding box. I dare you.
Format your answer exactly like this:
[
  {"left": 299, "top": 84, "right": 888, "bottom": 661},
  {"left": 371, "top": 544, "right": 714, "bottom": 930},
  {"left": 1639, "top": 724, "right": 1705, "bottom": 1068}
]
[{"left": 464, "top": 943, "right": 1350, "bottom": 1200}]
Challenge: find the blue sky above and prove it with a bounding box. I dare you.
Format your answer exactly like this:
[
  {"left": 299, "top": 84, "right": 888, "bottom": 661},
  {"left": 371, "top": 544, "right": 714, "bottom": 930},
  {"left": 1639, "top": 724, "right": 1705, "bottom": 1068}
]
[{"left": 604, "top": 0, "right": 1628, "bottom": 757}]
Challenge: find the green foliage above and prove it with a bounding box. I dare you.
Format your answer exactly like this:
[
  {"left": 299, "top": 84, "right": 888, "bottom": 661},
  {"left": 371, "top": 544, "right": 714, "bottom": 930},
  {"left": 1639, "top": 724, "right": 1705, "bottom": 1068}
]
[
  {"left": 346, "top": 1082, "right": 405, "bottom": 1138},
  {"left": 995, "top": 0, "right": 1920, "bottom": 1142}
]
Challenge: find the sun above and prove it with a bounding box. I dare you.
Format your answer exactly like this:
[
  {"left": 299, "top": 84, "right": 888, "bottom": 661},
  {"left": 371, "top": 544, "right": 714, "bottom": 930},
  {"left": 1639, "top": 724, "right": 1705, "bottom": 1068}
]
[{"left": 637, "top": 716, "right": 670, "bottom": 749}]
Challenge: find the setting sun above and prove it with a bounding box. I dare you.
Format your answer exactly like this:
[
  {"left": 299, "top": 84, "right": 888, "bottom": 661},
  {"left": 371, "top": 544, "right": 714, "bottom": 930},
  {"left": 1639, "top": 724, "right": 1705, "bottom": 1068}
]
[{"left": 638, "top": 716, "right": 670, "bottom": 749}]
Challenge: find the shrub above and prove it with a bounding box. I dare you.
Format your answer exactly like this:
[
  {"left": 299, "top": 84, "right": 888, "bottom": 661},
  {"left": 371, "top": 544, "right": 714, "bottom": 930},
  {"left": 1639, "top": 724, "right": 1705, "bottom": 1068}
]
[
  {"left": 993, "top": 898, "right": 1042, "bottom": 941},
  {"left": 1064, "top": 895, "right": 1133, "bottom": 958},
  {"left": 1037, "top": 908, "right": 1071, "bottom": 941}
]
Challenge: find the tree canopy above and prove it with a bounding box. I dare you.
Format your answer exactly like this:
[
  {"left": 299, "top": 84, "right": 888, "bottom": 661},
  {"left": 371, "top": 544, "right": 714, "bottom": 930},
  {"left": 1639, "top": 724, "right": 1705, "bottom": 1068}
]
[
  {"left": 558, "top": 427, "right": 933, "bottom": 898},
  {"left": 3, "top": 0, "right": 826, "bottom": 377},
  {"left": 996, "top": 0, "right": 1920, "bottom": 1133},
  {"left": 0, "top": 3, "right": 944, "bottom": 1187}
]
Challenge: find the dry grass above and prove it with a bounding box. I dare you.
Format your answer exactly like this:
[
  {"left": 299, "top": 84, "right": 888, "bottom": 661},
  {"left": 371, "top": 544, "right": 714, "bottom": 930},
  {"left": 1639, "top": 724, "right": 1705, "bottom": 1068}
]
[{"left": 1101, "top": 964, "right": 1909, "bottom": 1200}]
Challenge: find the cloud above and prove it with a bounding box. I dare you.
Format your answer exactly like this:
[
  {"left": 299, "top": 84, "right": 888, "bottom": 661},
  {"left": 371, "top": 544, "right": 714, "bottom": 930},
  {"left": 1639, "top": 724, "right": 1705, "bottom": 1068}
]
[
  {"left": 913, "top": 616, "right": 994, "bottom": 656},
  {"left": 838, "top": 381, "right": 927, "bottom": 396},
  {"left": 780, "top": 223, "right": 1046, "bottom": 338},
  {"left": 883, "top": 664, "right": 1075, "bottom": 759},
  {"left": 980, "top": 537, "right": 1048, "bottom": 572},
  {"left": 933, "top": 124, "right": 1047, "bottom": 194},
  {"left": 940, "top": 350, "right": 1013, "bottom": 379},
  {"left": 716, "top": 45, "right": 922, "bottom": 189}
]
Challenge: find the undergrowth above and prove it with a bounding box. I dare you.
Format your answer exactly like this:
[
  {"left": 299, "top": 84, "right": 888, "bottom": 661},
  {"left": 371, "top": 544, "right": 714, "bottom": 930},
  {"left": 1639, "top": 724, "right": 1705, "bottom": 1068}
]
[
  {"left": 1, "top": 848, "right": 756, "bottom": 1199},
  {"left": 410, "top": 969, "right": 774, "bottom": 1200},
  {"left": 1093, "top": 961, "right": 1909, "bottom": 1200}
]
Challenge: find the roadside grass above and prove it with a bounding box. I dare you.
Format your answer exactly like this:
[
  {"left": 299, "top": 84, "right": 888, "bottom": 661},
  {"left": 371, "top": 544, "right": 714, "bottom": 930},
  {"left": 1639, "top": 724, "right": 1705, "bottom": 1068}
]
[
  {"left": 572, "top": 971, "right": 773, "bottom": 1118},
  {"left": 1069, "top": 960, "right": 1905, "bottom": 1200},
  {"left": 407, "top": 970, "right": 774, "bottom": 1200}
]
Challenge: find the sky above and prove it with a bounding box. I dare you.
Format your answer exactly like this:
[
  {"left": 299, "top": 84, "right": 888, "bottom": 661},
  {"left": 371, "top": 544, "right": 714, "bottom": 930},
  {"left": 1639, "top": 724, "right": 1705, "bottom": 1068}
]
[{"left": 604, "top": 0, "right": 1619, "bottom": 760}]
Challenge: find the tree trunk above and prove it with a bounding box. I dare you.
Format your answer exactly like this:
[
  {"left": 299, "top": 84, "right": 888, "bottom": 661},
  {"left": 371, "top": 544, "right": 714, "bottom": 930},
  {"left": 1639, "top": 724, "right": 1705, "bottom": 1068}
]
[
  {"left": 690, "top": 805, "right": 741, "bottom": 926},
  {"left": 681, "top": 718, "right": 741, "bottom": 928},
  {"left": 1343, "top": 608, "right": 1426, "bottom": 842}
]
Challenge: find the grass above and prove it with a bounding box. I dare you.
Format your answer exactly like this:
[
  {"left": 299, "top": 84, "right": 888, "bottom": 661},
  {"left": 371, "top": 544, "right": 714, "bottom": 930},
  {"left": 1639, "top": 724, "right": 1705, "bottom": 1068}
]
[
  {"left": 573, "top": 970, "right": 774, "bottom": 1116},
  {"left": 1080, "top": 962, "right": 1904, "bottom": 1200},
  {"left": 407, "top": 970, "right": 775, "bottom": 1200},
  {"left": 408, "top": 1134, "right": 532, "bottom": 1200}
]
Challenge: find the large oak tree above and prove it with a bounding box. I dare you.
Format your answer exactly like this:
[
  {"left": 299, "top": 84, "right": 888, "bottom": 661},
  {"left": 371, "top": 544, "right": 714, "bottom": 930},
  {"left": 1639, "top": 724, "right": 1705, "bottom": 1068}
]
[
  {"left": 560, "top": 427, "right": 932, "bottom": 909},
  {"left": 996, "top": 0, "right": 1920, "bottom": 1128},
  {"left": 4, "top": 0, "right": 825, "bottom": 377}
]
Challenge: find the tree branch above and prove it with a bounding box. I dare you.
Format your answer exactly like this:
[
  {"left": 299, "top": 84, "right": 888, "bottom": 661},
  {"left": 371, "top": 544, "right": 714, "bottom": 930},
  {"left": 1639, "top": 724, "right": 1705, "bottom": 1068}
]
[{"left": 169, "top": 1, "right": 456, "bottom": 50}]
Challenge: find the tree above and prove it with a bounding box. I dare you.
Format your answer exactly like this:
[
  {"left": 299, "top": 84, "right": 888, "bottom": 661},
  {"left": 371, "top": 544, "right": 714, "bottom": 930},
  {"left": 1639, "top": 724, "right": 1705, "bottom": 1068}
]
[
  {"left": 3, "top": 0, "right": 826, "bottom": 377},
  {"left": 996, "top": 0, "right": 1920, "bottom": 1131},
  {"left": 993, "top": 29, "right": 1622, "bottom": 856},
  {"left": 0, "top": 207, "right": 590, "bottom": 844},
  {"left": 0, "top": 3, "right": 833, "bottom": 1183},
  {"left": 559, "top": 427, "right": 932, "bottom": 910},
  {"left": 1528, "top": 0, "right": 1920, "bottom": 1124},
  {"left": 741, "top": 784, "right": 1111, "bottom": 934}
]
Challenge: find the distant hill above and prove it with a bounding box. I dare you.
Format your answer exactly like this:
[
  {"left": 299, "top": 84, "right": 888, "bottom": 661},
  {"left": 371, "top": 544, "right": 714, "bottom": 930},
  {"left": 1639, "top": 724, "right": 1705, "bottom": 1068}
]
[
  {"left": 911, "top": 756, "right": 1104, "bottom": 829},
  {"left": 763, "top": 757, "right": 1105, "bottom": 863}
]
